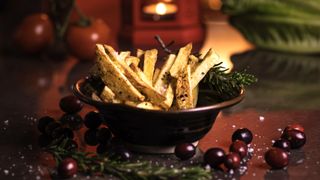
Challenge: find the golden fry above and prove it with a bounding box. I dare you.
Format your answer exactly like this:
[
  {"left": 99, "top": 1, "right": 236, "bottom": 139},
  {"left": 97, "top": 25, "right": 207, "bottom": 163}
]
[{"left": 169, "top": 43, "right": 192, "bottom": 78}]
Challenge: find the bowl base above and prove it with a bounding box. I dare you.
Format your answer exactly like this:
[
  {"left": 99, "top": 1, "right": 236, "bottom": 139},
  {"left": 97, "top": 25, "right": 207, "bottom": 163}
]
[{"left": 124, "top": 141, "right": 199, "bottom": 154}]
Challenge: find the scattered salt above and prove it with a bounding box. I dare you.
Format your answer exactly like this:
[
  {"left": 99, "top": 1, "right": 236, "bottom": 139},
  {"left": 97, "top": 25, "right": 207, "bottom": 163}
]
[
  {"left": 259, "top": 116, "right": 265, "bottom": 122},
  {"left": 277, "top": 128, "right": 282, "bottom": 132},
  {"left": 232, "top": 125, "right": 236, "bottom": 128},
  {"left": 296, "top": 159, "right": 304, "bottom": 164},
  {"left": 3, "top": 169, "right": 9, "bottom": 175}
]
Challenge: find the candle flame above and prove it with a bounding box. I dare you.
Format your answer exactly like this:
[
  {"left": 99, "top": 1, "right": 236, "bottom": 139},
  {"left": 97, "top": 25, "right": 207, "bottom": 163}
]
[{"left": 155, "top": 3, "right": 167, "bottom": 15}]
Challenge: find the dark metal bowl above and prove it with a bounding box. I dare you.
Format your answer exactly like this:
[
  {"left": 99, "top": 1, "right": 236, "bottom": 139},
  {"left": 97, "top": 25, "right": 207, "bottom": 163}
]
[{"left": 73, "top": 79, "right": 244, "bottom": 153}]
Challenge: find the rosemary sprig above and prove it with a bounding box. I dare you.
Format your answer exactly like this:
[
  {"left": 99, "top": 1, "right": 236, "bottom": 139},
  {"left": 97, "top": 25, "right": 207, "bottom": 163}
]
[
  {"left": 45, "top": 139, "right": 212, "bottom": 180},
  {"left": 201, "top": 62, "right": 257, "bottom": 100}
]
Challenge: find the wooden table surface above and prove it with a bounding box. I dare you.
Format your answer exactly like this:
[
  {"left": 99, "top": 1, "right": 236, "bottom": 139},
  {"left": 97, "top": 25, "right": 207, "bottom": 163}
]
[{"left": 0, "top": 21, "right": 319, "bottom": 180}]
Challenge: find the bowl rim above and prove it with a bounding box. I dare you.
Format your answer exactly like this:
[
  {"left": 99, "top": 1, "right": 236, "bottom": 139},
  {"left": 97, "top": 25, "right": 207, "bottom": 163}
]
[{"left": 72, "top": 78, "right": 245, "bottom": 114}]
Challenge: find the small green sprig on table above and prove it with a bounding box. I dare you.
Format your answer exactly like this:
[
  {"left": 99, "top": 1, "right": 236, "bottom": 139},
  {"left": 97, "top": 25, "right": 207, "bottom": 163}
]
[{"left": 46, "top": 139, "right": 212, "bottom": 180}]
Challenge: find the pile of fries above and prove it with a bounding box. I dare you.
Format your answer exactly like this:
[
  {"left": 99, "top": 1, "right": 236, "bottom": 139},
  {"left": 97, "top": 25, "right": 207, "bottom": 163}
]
[{"left": 88, "top": 44, "right": 220, "bottom": 110}]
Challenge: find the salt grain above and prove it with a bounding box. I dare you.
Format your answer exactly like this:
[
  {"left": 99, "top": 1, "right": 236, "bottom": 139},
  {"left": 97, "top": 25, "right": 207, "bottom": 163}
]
[
  {"left": 3, "top": 169, "right": 9, "bottom": 175},
  {"left": 232, "top": 125, "right": 236, "bottom": 128},
  {"left": 248, "top": 148, "right": 254, "bottom": 153},
  {"left": 259, "top": 116, "right": 265, "bottom": 122},
  {"left": 296, "top": 159, "right": 304, "bottom": 164},
  {"left": 277, "top": 128, "right": 282, "bottom": 132}
]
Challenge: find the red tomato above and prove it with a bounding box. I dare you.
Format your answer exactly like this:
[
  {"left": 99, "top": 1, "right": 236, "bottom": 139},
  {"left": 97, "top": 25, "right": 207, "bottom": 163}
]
[
  {"left": 14, "top": 13, "right": 54, "bottom": 53},
  {"left": 66, "top": 19, "right": 110, "bottom": 60}
]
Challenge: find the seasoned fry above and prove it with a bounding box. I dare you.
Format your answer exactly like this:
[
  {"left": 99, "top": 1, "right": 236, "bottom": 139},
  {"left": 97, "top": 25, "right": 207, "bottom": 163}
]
[
  {"left": 119, "top": 51, "right": 131, "bottom": 61},
  {"left": 137, "top": 49, "right": 144, "bottom": 59},
  {"left": 103, "top": 45, "right": 166, "bottom": 104},
  {"left": 175, "top": 64, "right": 193, "bottom": 109},
  {"left": 160, "top": 83, "right": 174, "bottom": 109},
  {"left": 190, "top": 49, "right": 219, "bottom": 89},
  {"left": 192, "top": 86, "right": 199, "bottom": 108},
  {"left": 136, "top": 102, "right": 162, "bottom": 110},
  {"left": 130, "top": 64, "right": 152, "bottom": 86},
  {"left": 143, "top": 49, "right": 157, "bottom": 83},
  {"left": 169, "top": 43, "right": 192, "bottom": 78},
  {"left": 152, "top": 68, "right": 161, "bottom": 85},
  {"left": 188, "top": 55, "right": 199, "bottom": 72},
  {"left": 90, "top": 43, "right": 220, "bottom": 110},
  {"left": 125, "top": 56, "right": 140, "bottom": 67},
  {"left": 100, "top": 85, "right": 116, "bottom": 102},
  {"left": 154, "top": 54, "right": 176, "bottom": 94},
  {"left": 91, "top": 93, "right": 102, "bottom": 102},
  {"left": 96, "top": 44, "right": 145, "bottom": 102}
]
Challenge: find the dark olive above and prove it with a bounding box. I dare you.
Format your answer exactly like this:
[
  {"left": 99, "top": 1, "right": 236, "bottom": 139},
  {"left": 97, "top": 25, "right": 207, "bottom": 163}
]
[
  {"left": 59, "top": 95, "right": 83, "bottom": 114},
  {"left": 229, "top": 140, "right": 248, "bottom": 159},
  {"left": 283, "top": 124, "right": 304, "bottom": 134},
  {"left": 203, "top": 148, "right": 226, "bottom": 168},
  {"left": 84, "top": 111, "right": 103, "bottom": 129},
  {"left": 97, "top": 127, "right": 112, "bottom": 144},
  {"left": 60, "top": 114, "right": 83, "bottom": 130},
  {"left": 232, "top": 128, "right": 253, "bottom": 144},
  {"left": 265, "top": 148, "right": 289, "bottom": 169},
  {"left": 84, "top": 129, "right": 99, "bottom": 146},
  {"left": 281, "top": 129, "right": 306, "bottom": 149},
  {"left": 224, "top": 152, "right": 241, "bottom": 170},
  {"left": 44, "top": 122, "right": 61, "bottom": 136},
  {"left": 58, "top": 157, "right": 78, "bottom": 178},
  {"left": 110, "top": 146, "right": 132, "bottom": 161},
  {"left": 37, "top": 116, "right": 55, "bottom": 134},
  {"left": 272, "top": 139, "right": 291, "bottom": 152},
  {"left": 174, "top": 143, "right": 196, "bottom": 160}
]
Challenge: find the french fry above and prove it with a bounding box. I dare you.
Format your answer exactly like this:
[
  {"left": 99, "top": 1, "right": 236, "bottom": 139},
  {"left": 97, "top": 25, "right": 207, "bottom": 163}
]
[
  {"left": 160, "top": 83, "right": 174, "bottom": 109},
  {"left": 190, "top": 49, "right": 219, "bottom": 89},
  {"left": 154, "top": 54, "right": 176, "bottom": 94},
  {"left": 119, "top": 51, "right": 131, "bottom": 61},
  {"left": 143, "top": 49, "right": 157, "bottom": 83},
  {"left": 92, "top": 93, "right": 102, "bottom": 101},
  {"left": 169, "top": 43, "right": 192, "bottom": 78},
  {"left": 192, "top": 86, "right": 199, "bottom": 108},
  {"left": 175, "top": 64, "right": 193, "bottom": 109},
  {"left": 125, "top": 56, "right": 140, "bottom": 67},
  {"left": 137, "top": 49, "right": 144, "bottom": 59},
  {"left": 96, "top": 44, "right": 145, "bottom": 102},
  {"left": 188, "top": 55, "right": 199, "bottom": 72},
  {"left": 100, "top": 85, "right": 116, "bottom": 102},
  {"left": 130, "top": 64, "right": 152, "bottom": 86},
  {"left": 136, "top": 102, "right": 162, "bottom": 110},
  {"left": 103, "top": 45, "right": 166, "bottom": 104},
  {"left": 152, "top": 68, "right": 160, "bottom": 85}
]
